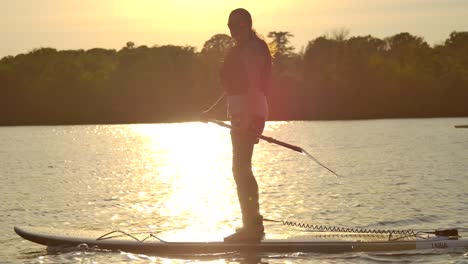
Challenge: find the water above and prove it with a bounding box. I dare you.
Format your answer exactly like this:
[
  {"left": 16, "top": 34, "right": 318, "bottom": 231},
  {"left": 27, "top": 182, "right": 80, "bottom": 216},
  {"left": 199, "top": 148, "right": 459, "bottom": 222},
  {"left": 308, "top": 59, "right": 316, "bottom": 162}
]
[{"left": 1, "top": 118, "right": 467, "bottom": 263}]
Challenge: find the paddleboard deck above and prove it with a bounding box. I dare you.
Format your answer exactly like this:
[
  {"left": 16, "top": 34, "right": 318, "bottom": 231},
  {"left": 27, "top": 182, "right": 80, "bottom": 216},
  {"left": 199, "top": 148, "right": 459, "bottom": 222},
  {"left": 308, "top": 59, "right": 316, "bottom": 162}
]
[{"left": 14, "top": 226, "right": 468, "bottom": 255}]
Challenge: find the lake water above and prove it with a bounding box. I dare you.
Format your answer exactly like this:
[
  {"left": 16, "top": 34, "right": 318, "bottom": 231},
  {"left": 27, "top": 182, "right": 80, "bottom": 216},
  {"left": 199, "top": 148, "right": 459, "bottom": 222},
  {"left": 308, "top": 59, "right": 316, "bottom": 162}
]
[{"left": 1, "top": 118, "right": 468, "bottom": 263}]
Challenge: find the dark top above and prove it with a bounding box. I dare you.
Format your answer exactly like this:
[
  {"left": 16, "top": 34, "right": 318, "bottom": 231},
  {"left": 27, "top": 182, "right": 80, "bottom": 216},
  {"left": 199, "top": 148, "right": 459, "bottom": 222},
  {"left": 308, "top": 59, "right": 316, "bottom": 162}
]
[{"left": 220, "top": 37, "right": 271, "bottom": 96}]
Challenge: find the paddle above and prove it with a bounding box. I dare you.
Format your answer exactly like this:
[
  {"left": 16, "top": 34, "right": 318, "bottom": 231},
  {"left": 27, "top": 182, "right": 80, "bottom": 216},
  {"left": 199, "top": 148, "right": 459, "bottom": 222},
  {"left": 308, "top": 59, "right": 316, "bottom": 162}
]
[{"left": 206, "top": 119, "right": 340, "bottom": 178}]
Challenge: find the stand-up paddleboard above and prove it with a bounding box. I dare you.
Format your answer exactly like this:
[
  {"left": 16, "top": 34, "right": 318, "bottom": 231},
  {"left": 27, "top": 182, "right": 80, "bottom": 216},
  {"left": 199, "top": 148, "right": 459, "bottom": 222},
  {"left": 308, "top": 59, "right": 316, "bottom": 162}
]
[{"left": 14, "top": 226, "right": 468, "bottom": 255}]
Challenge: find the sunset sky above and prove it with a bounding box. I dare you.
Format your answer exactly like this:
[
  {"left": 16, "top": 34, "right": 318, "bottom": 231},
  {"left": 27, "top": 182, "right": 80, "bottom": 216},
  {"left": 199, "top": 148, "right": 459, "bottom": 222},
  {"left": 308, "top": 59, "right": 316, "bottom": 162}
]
[{"left": 2, "top": 0, "right": 468, "bottom": 58}]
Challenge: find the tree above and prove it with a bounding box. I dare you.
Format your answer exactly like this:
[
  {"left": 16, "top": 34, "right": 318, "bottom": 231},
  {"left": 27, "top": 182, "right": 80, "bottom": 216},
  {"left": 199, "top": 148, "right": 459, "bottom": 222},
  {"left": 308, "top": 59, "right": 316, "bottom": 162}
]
[
  {"left": 384, "top": 33, "right": 431, "bottom": 83},
  {"left": 267, "top": 31, "right": 294, "bottom": 58},
  {"left": 125, "top": 41, "right": 135, "bottom": 49},
  {"left": 201, "top": 34, "right": 235, "bottom": 57},
  {"left": 1, "top": 31, "right": 468, "bottom": 125},
  {"left": 327, "top": 28, "right": 350, "bottom": 42}
]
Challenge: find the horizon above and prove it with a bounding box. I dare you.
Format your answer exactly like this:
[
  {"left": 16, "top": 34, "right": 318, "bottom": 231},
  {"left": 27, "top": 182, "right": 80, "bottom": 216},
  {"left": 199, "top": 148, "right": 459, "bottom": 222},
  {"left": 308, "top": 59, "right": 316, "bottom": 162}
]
[{"left": 2, "top": 0, "right": 468, "bottom": 58}]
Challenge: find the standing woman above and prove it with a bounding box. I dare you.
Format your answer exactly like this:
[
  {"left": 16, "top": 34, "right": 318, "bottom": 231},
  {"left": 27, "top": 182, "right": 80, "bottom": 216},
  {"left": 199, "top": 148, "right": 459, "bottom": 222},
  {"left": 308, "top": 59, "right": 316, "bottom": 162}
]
[{"left": 203, "top": 8, "right": 272, "bottom": 242}]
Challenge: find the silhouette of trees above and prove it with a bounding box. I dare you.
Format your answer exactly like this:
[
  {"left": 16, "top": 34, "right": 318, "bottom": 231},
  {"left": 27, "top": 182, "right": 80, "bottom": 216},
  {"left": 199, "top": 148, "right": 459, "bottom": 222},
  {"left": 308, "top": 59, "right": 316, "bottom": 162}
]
[
  {"left": 326, "top": 28, "right": 350, "bottom": 42},
  {"left": 197, "top": 34, "right": 235, "bottom": 115},
  {"left": 0, "top": 31, "right": 467, "bottom": 125},
  {"left": 300, "top": 31, "right": 468, "bottom": 119},
  {"left": 267, "top": 31, "right": 295, "bottom": 58},
  {"left": 267, "top": 31, "right": 297, "bottom": 73},
  {"left": 126, "top": 41, "right": 135, "bottom": 49},
  {"left": 265, "top": 31, "right": 303, "bottom": 119},
  {"left": 201, "top": 34, "right": 235, "bottom": 56}
]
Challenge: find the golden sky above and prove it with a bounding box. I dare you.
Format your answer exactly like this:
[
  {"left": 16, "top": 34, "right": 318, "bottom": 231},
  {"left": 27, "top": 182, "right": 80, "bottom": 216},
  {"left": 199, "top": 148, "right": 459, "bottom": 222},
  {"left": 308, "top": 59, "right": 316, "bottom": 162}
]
[{"left": 2, "top": 0, "right": 468, "bottom": 57}]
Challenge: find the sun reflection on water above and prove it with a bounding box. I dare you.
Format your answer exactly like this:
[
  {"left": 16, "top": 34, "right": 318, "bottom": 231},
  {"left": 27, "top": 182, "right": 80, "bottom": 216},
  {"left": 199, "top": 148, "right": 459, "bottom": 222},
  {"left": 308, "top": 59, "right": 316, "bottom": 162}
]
[
  {"left": 124, "top": 121, "right": 291, "bottom": 242},
  {"left": 129, "top": 122, "right": 239, "bottom": 240}
]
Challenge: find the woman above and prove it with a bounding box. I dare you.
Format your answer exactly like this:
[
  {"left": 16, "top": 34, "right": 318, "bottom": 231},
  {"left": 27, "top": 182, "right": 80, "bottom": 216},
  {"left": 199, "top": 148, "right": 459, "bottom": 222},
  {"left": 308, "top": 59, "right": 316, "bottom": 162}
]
[{"left": 203, "top": 8, "right": 272, "bottom": 242}]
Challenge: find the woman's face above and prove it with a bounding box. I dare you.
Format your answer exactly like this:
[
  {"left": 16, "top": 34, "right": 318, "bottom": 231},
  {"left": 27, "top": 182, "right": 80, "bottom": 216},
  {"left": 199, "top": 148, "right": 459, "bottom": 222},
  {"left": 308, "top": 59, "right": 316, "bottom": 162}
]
[{"left": 228, "top": 14, "right": 249, "bottom": 42}]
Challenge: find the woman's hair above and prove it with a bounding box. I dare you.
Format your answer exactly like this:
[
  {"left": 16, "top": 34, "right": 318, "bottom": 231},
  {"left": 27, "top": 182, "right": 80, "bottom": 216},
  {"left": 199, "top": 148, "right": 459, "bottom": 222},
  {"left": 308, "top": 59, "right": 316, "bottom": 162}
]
[{"left": 253, "top": 30, "right": 277, "bottom": 58}]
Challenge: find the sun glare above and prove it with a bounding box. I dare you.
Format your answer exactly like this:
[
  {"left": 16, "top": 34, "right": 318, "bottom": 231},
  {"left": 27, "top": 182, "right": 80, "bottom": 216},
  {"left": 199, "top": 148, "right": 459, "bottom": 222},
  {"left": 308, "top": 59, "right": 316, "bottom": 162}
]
[
  {"left": 112, "top": 1, "right": 228, "bottom": 28},
  {"left": 130, "top": 122, "right": 239, "bottom": 239},
  {"left": 110, "top": 0, "right": 290, "bottom": 35}
]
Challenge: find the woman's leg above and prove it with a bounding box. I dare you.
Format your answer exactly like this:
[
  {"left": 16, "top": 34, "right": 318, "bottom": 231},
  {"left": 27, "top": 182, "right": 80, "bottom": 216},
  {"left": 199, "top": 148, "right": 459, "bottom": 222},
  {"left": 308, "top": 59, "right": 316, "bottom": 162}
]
[{"left": 225, "top": 116, "right": 265, "bottom": 241}]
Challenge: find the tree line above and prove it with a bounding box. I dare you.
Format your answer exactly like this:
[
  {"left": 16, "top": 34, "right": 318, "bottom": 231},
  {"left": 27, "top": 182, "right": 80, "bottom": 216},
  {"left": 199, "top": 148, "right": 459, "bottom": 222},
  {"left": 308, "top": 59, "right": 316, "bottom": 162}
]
[{"left": 0, "top": 30, "right": 467, "bottom": 125}]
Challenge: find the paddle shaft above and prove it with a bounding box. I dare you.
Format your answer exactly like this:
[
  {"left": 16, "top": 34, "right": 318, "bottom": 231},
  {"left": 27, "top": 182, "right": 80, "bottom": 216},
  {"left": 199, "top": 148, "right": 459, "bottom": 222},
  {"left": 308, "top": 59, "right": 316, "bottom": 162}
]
[
  {"left": 208, "top": 119, "right": 303, "bottom": 153},
  {"left": 207, "top": 119, "right": 340, "bottom": 177}
]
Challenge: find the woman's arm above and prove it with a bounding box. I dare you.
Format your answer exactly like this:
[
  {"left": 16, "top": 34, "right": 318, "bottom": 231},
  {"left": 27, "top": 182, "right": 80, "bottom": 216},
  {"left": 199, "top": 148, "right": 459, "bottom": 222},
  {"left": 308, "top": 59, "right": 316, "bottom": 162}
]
[{"left": 201, "top": 92, "right": 225, "bottom": 119}]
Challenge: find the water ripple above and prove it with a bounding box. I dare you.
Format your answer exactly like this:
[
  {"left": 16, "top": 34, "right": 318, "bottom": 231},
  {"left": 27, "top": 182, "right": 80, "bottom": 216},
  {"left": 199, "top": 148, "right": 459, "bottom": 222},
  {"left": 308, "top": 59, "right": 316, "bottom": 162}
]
[{"left": 1, "top": 118, "right": 467, "bottom": 263}]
